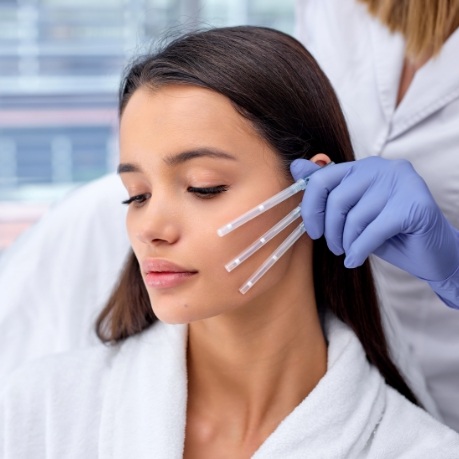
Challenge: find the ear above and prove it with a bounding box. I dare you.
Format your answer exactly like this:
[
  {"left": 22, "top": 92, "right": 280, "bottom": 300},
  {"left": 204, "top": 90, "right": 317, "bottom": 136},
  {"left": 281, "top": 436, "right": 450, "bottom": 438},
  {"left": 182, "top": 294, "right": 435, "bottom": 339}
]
[{"left": 310, "top": 153, "right": 332, "bottom": 167}]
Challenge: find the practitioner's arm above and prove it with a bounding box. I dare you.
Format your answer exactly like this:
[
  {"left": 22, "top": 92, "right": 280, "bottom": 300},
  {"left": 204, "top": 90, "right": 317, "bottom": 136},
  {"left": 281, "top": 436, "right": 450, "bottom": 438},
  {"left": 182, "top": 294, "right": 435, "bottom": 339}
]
[{"left": 290, "top": 157, "right": 459, "bottom": 309}]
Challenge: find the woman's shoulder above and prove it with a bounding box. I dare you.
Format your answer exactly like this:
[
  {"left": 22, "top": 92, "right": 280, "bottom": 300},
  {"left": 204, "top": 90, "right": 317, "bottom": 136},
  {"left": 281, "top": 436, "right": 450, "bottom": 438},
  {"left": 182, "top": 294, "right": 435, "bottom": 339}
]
[
  {"left": 2, "top": 321, "right": 156, "bottom": 398},
  {"left": 1, "top": 321, "right": 187, "bottom": 457},
  {"left": 1, "top": 341, "right": 117, "bottom": 413},
  {"left": 0, "top": 343, "right": 118, "bottom": 457},
  {"left": 367, "top": 386, "right": 459, "bottom": 457},
  {"left": 1, "top": 320, "right": 186, "bottom": 416},
  {"left": 320, "top": 314, "right": 459, "bottom": 456}
]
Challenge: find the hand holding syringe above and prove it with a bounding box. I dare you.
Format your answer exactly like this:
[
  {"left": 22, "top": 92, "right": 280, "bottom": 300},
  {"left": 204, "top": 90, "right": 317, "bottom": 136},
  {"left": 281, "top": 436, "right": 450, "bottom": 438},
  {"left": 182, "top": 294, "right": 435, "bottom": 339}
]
[
  {"left": 218, "top": 155, "right": 459, "bottom": 300},
  {"left": 217, "top": 162, "right": 333, "bottom": 294}
]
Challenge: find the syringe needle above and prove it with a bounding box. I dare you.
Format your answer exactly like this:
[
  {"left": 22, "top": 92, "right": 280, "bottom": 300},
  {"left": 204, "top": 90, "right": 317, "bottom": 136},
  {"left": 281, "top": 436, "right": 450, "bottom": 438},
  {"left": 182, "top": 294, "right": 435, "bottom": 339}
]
[
  {"left": 239, "top": 222, "right": 306, "bottom": 294},
  {"left": 225, "top": 206, "right": 301, "bottom": 272}
]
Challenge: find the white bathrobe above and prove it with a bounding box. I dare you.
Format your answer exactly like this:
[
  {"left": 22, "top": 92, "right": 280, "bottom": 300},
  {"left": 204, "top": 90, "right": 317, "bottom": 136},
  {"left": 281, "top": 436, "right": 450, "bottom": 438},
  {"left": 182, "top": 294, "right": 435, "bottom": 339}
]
[{"left": 1, "top": 314, "right": 458, "bottom": 458}]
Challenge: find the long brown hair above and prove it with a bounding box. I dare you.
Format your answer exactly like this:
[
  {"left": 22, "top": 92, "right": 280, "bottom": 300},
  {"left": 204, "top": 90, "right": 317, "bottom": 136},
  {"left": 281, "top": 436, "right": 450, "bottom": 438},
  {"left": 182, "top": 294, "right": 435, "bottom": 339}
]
[
  {"left": 359, "top": 0, "right": 459, "bottom": 59},
  {"left": 96, "top": 26, "right": 420, "bottom": 405}
]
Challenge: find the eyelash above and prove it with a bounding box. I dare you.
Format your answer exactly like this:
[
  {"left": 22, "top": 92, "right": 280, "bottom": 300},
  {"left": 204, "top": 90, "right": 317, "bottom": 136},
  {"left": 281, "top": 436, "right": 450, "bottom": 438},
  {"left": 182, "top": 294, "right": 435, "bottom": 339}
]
[
  {"left": 121, "top": 185, "right": 229, "bottom": 206},
  {"left": 187, "top": 185, "right": 229, "bottom": 199},
  {"left": 122, "top": 194, "right": 151, "bottom": 207}
]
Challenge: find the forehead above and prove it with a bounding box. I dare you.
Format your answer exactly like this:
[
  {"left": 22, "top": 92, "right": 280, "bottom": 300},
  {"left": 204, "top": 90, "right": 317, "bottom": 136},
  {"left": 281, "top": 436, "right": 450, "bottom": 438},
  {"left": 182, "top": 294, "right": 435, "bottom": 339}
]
[
  {"left": 121, "top": 85, "right": 253, "bottom": 142},
  {"left": 119, "top": 85, "right": 283, "bottom": 171}
]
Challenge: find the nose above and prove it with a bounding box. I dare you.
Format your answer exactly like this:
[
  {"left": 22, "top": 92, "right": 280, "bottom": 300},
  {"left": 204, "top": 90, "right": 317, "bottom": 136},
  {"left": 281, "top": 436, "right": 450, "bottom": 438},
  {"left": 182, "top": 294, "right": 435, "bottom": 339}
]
[{"left": 131, "top": 198, "right": 181, "bottom": 246}]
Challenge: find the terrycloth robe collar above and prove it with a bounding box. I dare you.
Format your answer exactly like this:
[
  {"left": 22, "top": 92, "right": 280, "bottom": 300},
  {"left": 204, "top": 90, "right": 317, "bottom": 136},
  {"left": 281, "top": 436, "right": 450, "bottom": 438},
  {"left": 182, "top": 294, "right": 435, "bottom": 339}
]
[{"left": 98, "top": 314, "right": 386, "bottom": 458}]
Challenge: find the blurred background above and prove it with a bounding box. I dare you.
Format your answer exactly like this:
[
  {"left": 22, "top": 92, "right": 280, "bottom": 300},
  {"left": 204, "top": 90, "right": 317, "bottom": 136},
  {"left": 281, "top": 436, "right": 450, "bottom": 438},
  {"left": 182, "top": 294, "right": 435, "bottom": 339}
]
[{"left": 0, "top": 0, "right": 294, "bottom": 253}]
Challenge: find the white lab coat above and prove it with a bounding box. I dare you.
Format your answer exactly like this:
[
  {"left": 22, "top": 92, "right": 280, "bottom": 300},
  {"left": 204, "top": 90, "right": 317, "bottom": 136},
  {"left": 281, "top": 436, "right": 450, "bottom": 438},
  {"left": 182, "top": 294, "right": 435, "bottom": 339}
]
[
  {"left": 2, "top": 313, "right": 459, "bottom": 458},
  {"left": 295, "top": 0, "right": 459, "bottom": 430}
]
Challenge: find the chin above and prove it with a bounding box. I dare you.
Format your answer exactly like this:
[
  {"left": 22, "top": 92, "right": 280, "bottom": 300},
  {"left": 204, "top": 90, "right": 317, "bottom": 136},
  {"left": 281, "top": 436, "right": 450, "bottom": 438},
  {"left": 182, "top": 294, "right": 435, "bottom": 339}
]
[
  {"left": 148, "top": 287, "right": 243, "bottom": 324},
  {"left": 151, "top": 306, "right": 190, "bottom": 325},
  {"left": 150, "top": 297, "right": 199, "bottom": 325},
  {"left": 152, "top": 300, "right": 231, "bottom": 325}
]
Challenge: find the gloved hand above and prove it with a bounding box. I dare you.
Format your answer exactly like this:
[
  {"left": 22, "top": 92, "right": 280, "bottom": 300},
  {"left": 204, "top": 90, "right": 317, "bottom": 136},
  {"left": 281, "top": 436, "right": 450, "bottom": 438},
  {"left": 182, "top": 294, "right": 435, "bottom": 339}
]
[{"left": 290, "top": 157, "right": 459, "bottom": 285}]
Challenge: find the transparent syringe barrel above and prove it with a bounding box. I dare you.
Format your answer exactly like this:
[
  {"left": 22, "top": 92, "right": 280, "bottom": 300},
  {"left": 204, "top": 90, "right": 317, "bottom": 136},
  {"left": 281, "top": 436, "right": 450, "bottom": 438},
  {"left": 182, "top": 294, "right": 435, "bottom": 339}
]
[
  {"left": 239, "top": 222, "right": 306, "bottom": 294},
  {"left": 217, "top": 178, "right": 307, "bottom": 237},
  {"left": 225, "top": 206, "right": 301, "bottom": 272}
]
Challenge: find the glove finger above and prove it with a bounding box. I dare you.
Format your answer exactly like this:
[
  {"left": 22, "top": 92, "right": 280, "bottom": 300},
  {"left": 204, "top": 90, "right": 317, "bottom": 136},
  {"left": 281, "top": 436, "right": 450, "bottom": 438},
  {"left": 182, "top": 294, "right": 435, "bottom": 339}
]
[
  {"left": 342, "top": 189, "right": 388, "bottom": 253},
  {"left": 301, "top": 162, "right": 354, "bottom": 239},
  {"left": 290, "top": 159, "right": 320, "bottom": 181},
  {"left": 344, "top": 208, "right": 403, "bottom": 268},
  {"left": 324, "top": 173, "right": 376, "bottom": 255}
]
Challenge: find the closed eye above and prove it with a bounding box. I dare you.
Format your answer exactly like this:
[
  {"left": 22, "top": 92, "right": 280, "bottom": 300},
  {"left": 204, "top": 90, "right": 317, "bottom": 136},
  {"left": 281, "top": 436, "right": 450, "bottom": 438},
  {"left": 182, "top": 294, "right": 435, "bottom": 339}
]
[
  {"left": 122, "top": 193, "right": 151, "bottom": 207},
  {"left": 187, "top": 185, "right": 229, "bottom": 199}
]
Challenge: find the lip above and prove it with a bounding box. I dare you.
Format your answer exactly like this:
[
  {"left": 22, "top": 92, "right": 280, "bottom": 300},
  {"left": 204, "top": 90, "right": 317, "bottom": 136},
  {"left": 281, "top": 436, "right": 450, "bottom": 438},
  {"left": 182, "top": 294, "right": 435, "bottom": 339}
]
[{"left": 141, "top": 258, "right": 198, "bottom": 289}]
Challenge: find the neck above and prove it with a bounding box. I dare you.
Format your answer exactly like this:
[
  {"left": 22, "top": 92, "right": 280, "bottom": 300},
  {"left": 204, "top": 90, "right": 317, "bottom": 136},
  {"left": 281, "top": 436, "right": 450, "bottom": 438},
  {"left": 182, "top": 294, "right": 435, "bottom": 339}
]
[{"left": 186, "top": 276, "right": 327, "bottom": 447}]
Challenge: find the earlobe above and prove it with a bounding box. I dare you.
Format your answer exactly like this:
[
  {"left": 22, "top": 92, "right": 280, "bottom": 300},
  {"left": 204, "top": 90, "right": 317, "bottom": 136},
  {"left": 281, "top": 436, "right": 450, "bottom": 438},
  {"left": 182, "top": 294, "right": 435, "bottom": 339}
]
[{"left": 310, "top": 153, "right": 332, "bottom": 167}]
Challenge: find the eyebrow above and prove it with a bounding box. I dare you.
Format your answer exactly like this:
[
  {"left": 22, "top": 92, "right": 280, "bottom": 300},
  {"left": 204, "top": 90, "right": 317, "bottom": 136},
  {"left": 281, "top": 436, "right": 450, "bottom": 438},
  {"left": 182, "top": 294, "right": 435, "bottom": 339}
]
[
  {"left": 117, "top": 147, "right": 237, "bottom": 174},
  {"left": 117, "top": 163, "right": 142, "bottom": 174},
  {"left": 164, "top": 148, "right": 237, "bottom": 166}
]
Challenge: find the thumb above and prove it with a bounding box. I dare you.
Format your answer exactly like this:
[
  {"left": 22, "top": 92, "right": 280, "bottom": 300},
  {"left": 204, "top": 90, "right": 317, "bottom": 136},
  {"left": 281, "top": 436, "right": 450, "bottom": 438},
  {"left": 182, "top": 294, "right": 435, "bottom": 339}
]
[{"left": 290, "top": 159, "right": 321, "bottom": 181}]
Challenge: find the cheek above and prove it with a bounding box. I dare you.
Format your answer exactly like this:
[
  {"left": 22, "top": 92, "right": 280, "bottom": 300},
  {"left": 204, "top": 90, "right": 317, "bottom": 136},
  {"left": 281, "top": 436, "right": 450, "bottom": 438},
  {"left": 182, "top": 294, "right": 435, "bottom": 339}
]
[
  {"left": 199, "top": 196, "right": 300, "bottom": 292},
  {"left": 125, "top": 213, "right": 140, "bottom": 252},
  {"left": 146, "top": 205, "right": 303, "bottom": 324}
]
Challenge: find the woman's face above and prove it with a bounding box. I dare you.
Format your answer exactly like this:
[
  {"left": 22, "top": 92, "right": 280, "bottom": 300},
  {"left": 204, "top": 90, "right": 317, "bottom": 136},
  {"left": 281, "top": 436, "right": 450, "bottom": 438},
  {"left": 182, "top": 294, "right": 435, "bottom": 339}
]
[{"left": 119, "top": 85, "right": 311, "bottom": 324}]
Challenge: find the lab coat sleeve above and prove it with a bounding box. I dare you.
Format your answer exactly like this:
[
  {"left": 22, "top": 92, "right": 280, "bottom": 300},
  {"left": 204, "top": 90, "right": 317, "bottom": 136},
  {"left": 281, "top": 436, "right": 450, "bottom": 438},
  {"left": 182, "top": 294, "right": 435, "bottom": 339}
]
[{"left": 428, "top": 228, "right": 459, "bottom": 310}]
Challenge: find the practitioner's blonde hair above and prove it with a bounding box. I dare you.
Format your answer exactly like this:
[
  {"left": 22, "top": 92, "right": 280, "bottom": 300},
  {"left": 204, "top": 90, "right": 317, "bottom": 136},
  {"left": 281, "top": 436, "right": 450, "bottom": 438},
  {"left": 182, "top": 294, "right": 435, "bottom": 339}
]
[{"left": 359, "top": 0, "right": 459, "bottom": 59}]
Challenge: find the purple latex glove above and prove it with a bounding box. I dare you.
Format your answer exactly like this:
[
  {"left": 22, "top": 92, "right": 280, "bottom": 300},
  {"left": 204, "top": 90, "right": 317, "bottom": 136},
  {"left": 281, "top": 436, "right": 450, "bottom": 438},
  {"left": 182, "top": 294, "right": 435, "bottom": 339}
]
[{"left": 290, "top": 157, "right": 459, "bottom": 289}]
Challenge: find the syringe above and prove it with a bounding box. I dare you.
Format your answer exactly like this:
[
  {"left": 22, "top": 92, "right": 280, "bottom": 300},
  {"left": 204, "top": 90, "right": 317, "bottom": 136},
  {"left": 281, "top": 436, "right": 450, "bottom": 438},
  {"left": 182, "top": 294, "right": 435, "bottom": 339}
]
[
  {"left": 217, "top": 177, "right": 310, "bottom": 237},
  {"left": 225, "top": 206, "right": 301, "bottom": 272},
  {"left": 239, "top": 222, "right": 305, "bottom": 294},
  {"left": 218, "top": 162, "right": 333, "bottom": 294}
]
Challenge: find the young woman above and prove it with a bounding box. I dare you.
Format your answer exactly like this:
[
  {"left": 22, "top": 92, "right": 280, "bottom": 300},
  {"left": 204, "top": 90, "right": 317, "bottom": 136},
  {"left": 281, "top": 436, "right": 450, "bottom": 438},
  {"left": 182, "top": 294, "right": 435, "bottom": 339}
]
[{"left": 1, "top": 26, "right": 458, "bottom": 458}]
